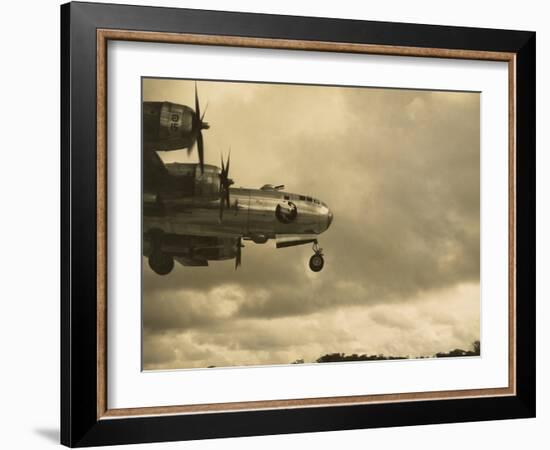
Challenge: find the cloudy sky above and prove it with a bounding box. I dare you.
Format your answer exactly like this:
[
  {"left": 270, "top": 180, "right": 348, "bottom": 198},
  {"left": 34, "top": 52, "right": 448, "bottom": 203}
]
[{"left": 142, "top": 78, "right": 480, "bottom": 370}]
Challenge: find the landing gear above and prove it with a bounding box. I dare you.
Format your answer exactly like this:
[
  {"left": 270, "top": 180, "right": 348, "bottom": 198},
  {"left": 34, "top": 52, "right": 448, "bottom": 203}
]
[
  {"left": 149, "top": 250, "right": 174, "bottom": 275},
  {"left": 309, "top": 242, "right": 325, "bottom": 272},
  {"left": 146, "top": 228, "right": 174, "bottom": 275}
]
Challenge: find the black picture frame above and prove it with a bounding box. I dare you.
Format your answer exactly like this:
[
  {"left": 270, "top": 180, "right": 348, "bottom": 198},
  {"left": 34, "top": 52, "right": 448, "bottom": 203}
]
[{"left": 61, "top": 1, "right": 535, "bottom": 447}]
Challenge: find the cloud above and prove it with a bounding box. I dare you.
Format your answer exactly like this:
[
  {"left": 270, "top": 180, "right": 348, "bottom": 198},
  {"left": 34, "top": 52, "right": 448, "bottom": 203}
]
[
  {"left": 142, "top": 79, "right": 480, "bottom": 368},
  {"left": 143, "top": 282, "right": 480, "bottom": 370}
]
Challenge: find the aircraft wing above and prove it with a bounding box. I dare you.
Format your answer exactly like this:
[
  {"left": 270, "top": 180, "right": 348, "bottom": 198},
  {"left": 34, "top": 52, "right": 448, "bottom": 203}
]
[{"left": 275, "top": 234, "right": 318, "bottom": 249}]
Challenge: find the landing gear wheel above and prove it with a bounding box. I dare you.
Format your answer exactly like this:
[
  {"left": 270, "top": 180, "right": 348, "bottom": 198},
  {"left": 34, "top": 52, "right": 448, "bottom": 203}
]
[
  {"left": 309, "top": 254, "right": 324, "bottom": 272},
  {"left": 309, "top": 242, "right": 325, "bottom": 272},
  {"left": 149, "top": 250, "right": 174, "bottom": 275}
]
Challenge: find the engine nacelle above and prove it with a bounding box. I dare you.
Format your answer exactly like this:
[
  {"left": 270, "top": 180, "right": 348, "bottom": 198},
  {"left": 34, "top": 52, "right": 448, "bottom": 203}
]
[
  {"left": 143, "top": 101, "right": 197, "bottom": 151},
  {"left": 164, "top": 163, "right": 220, "bottom": 198}
]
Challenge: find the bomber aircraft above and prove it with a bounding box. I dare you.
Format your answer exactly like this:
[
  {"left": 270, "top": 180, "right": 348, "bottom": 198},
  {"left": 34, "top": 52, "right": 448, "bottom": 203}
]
[{"left": 143, "top": 86, "right": 333, "bottom": 275}]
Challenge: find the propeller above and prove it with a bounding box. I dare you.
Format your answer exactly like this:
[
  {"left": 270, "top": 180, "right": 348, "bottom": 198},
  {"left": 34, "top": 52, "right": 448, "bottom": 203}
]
[
  {"left": 190, "top": 83, "right": 210, "bottom": 174},
  {"left": 218, "top": 151, "right": 234, "bottom": 222},
  {"left": 235, "top": 237, "right": 244, "bottom": 269}
]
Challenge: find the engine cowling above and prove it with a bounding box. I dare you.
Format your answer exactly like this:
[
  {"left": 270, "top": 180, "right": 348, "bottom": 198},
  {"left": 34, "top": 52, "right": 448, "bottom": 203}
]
[{"left": 143, "top": 101, "right": 196, "bottom": 150}]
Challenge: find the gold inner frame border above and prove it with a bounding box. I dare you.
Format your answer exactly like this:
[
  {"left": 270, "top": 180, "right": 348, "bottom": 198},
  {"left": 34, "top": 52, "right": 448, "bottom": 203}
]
[{"left": 96, "top": 28, "right": 516, "bottom": 420}]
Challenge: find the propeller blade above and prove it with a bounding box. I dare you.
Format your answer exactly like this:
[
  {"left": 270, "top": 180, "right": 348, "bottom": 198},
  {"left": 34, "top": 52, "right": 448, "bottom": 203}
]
[
  {"left": 235, "top": 237, "right": 242, "bottom": 269},
  {"left": 194, "top": 82, "right": 200, "bottom": 121},
  {"left": 219, "top": 194, "right": 224, "bottom": 222},
  {"left": 218, "top": 151, "right": 233, "bottom": 221},
  {"left": 218, "top": 182, "right": 223, "bottom": 222},
  {"left": 225, "top": 150, "right": 230, "bottom": 175},
  {"left": 200, "top": 102, "right": 209, "bottom": 122},
  {"left": 197, "top": 131, "right": 204, "bottom": 175}
]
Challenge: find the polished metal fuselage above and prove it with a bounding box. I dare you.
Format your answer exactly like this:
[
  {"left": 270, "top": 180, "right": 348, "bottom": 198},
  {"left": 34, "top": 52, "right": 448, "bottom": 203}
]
[{"left": 144, "top": 187, "right": 332, "bottom": 240}]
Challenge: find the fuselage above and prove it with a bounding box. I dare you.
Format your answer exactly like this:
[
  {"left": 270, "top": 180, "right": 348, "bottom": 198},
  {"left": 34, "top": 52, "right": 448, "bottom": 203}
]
[{"left": 144, "top": 186, "right": 333, "bottom": 240}]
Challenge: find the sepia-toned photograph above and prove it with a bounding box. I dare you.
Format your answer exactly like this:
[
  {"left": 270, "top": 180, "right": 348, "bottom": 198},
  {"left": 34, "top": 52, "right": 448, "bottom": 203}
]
[{"left": 142, "top": 78, "right": 481, "bottom": 370}]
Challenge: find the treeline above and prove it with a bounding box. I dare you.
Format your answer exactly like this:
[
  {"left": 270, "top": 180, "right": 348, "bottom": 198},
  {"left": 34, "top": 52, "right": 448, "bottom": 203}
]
[
  {"left": 315, "top": 353, "right": 408, "bottom": 363},
  {"left": 292, "top": 341, "right": 480, "bottom": 364},
  {"left": 435, "top": 340, "right": 480, "bottom": 358}
]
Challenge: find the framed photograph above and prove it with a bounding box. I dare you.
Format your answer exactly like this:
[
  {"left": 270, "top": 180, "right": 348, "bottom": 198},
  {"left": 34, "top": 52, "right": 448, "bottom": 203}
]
[{"left": 61, "top": 1, "right": 535, "bottom": 447}]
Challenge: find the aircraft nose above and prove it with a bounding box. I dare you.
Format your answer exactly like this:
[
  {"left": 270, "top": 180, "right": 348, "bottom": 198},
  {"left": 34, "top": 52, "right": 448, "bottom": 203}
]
[{"left": 326, "top": 210, "right": 333, "bottom": 229}]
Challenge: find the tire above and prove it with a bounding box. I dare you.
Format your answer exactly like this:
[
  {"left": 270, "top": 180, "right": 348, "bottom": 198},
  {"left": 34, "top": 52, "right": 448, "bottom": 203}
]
[
  {"left": 149, "top": 250, "right": 174, "bottom": 275},
  {"left": 309, "top": 254, "right": 324, "bottom": 272}
]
